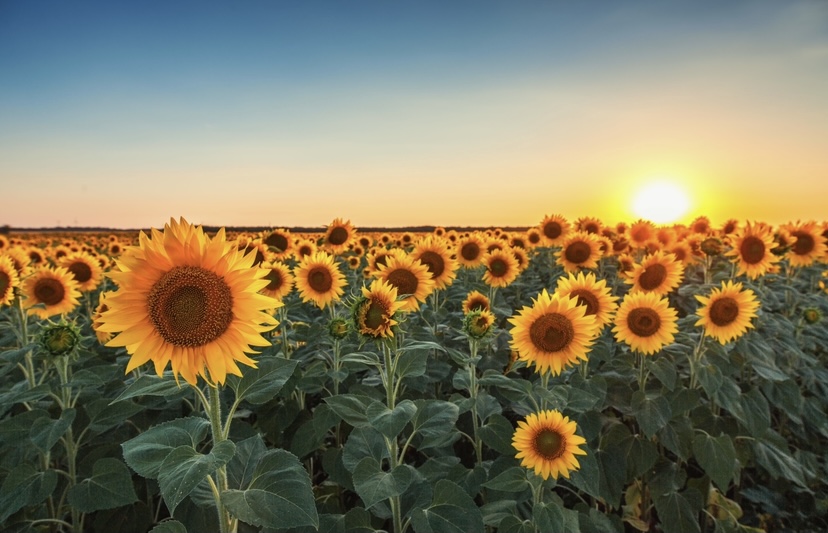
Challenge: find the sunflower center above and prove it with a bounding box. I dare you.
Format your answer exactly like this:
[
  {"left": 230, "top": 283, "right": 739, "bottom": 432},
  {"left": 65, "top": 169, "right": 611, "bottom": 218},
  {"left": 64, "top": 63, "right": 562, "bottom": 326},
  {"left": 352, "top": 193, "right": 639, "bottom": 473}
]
[
  {"left": 34, "top": 278, "right": 66, "bottom": 306},
  {"left": 709, "top": 297, "right": 739, "bottom": 327},
  {"left": 468, "top": 297, "right": 487, "bottom": 312},
  {"left": 543, "top": 222, "right": 562, "bottom": 240},
  {"left": 461, "top": 242, "right": 480, "bottom": 261},
  {"left": 740, "top": 236, "right": 766, "bottom": 264},
  {"left": 638, "top": 263, "right": 667, "bottom": 291},
  {"left": 570, "top": 289, "right": 599, "bottom": 316},
  {"left": 387, "top": 269, "right": 418, "bottom": 296},
  {"left": 147, "top": 266, "right": 233, "bottom": 347},
  {"left": 627, "top": 308, "right": 661, "bottom": 337},
  {"left": 328, "top": 227, "right": 349, "bottom": 246},
  {"left": 364, "top": 300, "right": 386, "bottom": 330},
  {"left": 68, "top": 261, "right": 93, "bottom": 283},
  {"left": 264, "top": 232, "right": 289, "bottom": 252},
  {"left": 791, "top": 232, "right": 815, "bottom": 256},
  {"left": 490, "top": 258, "right": 508, "bottom": 277},
  {"left": 265, "top": 269, "right": 283, "bottom": 291},
  {"left": 0, "top": 271, "right": 9, "bottom": 294},
  {"left": 418, "top": 251, "right": 445, "bottom": 278},
  {"left": 530, "top": 313, "right": 574, "bottom": 352},
  {"left": 529, "top": 233, "right": 541, "bottom": 244},
  {"left": 534, "top": 429, "right": 566, "bottom": 459},
  {"left": 308, "top": 267, "right": 333, "bottom": 293},
  {"left": 564, "top": 242, "right": 591, "bottom": 264},
  {"left": 298, "top": 245, "right": 313, "bottom": 257}
]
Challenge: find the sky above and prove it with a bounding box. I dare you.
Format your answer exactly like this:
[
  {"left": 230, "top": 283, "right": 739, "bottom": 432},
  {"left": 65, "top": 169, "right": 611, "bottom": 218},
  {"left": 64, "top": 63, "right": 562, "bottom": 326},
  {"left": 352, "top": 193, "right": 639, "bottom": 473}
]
[{"left": 1, "top": 0, "right": 827, "bottom": 229}]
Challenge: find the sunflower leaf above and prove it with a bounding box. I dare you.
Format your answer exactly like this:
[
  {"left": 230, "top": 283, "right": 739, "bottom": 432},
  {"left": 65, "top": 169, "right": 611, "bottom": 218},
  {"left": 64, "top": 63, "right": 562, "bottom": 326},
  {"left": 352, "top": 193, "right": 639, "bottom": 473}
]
[
  {"left": 352, "top": 457, "right": 414, "bottom": 509},
  {"left": 30, "top": 408, "right": 76, "bottom": 453},
  {"left": 0, "top": 465, "right": 57, "bottom": 523},
  {"left": 692, "top": 433, "right": 737, "bottom": 491},
  {"left": 67, "top": 458, "right": 138, "bottom": 513},
  {"left": 631, "top": 391, "right": 671, "bottom": 438},
  {"left": 157, "top": 440, "right": 236, "bottom": 516},
  {"left": 227, "top": 356, "right": 297, "bottom": 405},
  {"left": 112, "top": 373, "right": 187, "bottom": 403},
  {"left": 122, "top": 417, "right": 211, "bottom": 479},
  {"left": 410, "top": 479, "right": 484, "bottom": 533},
  {"left": 367, "top": 399, "right": 417, "bottom": 439}
]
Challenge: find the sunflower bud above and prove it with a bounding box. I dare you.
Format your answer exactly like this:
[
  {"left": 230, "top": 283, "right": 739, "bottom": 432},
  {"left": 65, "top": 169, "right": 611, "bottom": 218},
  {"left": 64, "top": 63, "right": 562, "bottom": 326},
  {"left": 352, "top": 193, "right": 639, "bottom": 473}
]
[
  {"left": 803, "top": 308, "right": 822, "bottom": 324},
  {"left": 328, "top": 317, "right": 351, "bottom": 340},
  {"left": 463, "top": 309, "right": 496, "bottom": 340},
  {"left": 39, "top": 320, "right": 81, "bottom": 357}
]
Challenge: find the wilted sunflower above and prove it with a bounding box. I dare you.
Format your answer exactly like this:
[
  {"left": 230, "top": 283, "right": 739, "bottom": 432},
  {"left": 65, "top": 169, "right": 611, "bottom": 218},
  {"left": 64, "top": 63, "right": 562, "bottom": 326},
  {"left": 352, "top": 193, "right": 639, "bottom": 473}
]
[
  {"left": 294, "top": 251, "right": 347, "bottom": 310},
  {"left": 512, "top": 410, "right": 587, "bottom": 480},
  {"left": 22, "top": 266, "right": 81, "bottom": 319},
  {"left": 508, "top": 289, "right": 599, "bottom": 376},
  {"left": 0, "top": 255, "right": 19, "bottom": 306},
  {"left": 260, "top": 262, "right": 294, "bottom": 301},
  {"left": 613, "top": 291, "right": 678, "bottom": 355},
  {"left": 695, "top": 280, "right": 760, "bottom": 344},
  {"left": 482, "top": 248, "right": 520, "bottom": 288},
  {"left": 556, "top": 231, "right": 602, "bottom": 273},
  {"left": 627, "top": 251, "right": 684, "bottom": 297},
  {"left": 555, "top": 271, "right": 618, "bottom": 328},
  {"left": 323, "top": 218, "right": 356, "bottom": 255},
  {"left": 725, "top": 222, "right": 779, "bottom": 279},
  {"left": 411, "top": 236, "right": 458, "bottom": 290},
  {"left": 97, "top": 218, "right": 279, "bottom": 386},
  {"left": 456, "top": 233, "right": 487, "bottom": 268},
  {"left": 462, "top": 290, "right": 491, "bottom": 314},
  {"left": 375, "top": 255, "right": 434, "bottom": 312},
  {"left": 59, "top": 252, "right": 103, "bottom": 292},
  {"left": 784, "top": 221, "right": 826, "bottom": 268},
  {"left": 352, "top": 279, "right": 404, "bottom": 339},
  {"left": 262, "top": 229, "right": 292, "bottom": 259}
]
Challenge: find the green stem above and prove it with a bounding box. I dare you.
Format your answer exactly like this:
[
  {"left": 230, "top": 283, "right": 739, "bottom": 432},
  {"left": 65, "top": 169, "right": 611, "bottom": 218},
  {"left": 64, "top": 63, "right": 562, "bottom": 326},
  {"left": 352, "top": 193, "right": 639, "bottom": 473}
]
[
  {"left": 207, "top": 385, "right": 234, "bottom": 533},
  {"left": 638, "top": 352, "right": 648, "bottom": 392},
  {"left": 467, "top": 340, "right": 483, "bottom": 465},
  {"left": 539, "top": 372, "right": 550, "bottom": 410},
  {"left": 15, "top": 297, "right": 36, "bottom": 388},
  {"left": 381, "top": 341, "right": 403, "bottom": 533},
  {"left": 689, "top": 333, "right": 707, "bottom": 390}
]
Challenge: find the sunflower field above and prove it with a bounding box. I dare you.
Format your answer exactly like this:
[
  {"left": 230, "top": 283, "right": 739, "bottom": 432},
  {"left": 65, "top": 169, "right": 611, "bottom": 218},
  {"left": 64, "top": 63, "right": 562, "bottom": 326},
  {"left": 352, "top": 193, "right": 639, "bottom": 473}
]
[{"left": 1, "top": 215, "right": 827, "bottom": 533}]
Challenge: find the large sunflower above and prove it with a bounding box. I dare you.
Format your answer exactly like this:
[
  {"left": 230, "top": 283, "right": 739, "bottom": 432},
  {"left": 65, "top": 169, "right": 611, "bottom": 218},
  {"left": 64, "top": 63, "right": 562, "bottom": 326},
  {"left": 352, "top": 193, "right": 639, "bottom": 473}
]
[
  {"left": 555, "top": 271, "right": 618, "bottom": 328},
  {"left": 352, "top": 279, "right": 404, "bottom": 339},
  {"left": 512, "top": 410, "right": 587, "bottom": 480},
  {"left": 724, "top": 222, "right": 779, "bottom": 279},
  {"left": 482, "top": 248, "right": 520, "bottom": 288},
  {"left": 508, "top": 289, "right": 600, "bottom": 376},
  {"left": 260, "top": 261, "right": 294, "bottom": 301},
  {"left": 411, "top": 236, "right": 458, "bottom": 290},
  {"left": 556, "top": 231, "right": 602, "bottom": 273},
  {"left": 375, "top": 255, "right": 435, "bottom": 312},
  {"left": 695, "top": 280, "right": 760, "bottom": 344},
  {"left": 539, "top": 214, "right": 570, "bottom": 247},
  {"left": 627, "top": 251, "right": 684, "bottom": 296},
  {"left": 323, "top": 218, "right": 356, "bottom": 255},
  {"left": 96, "top": 218, "right": 279, "bottom": 386},
  {"left": 784, "top": 221, "right": 826, "bottom": 268},
  {"left": 456, "top": 233, "right": 487, "bottom": 268},
  {"left": 294, "top": 251, "right": 347, "bottom": 310},
  {"left": 22, "top": 266, "right": 81, "bottom": 319},
  {"left": 612, "top": 291, "right": 678, "bottom": 355},
  {"left": 59, "top": 252, "right": 104, "bottom": 292},
  {"left": 0, "top": 255, "right": 19, "bottom": 306}
]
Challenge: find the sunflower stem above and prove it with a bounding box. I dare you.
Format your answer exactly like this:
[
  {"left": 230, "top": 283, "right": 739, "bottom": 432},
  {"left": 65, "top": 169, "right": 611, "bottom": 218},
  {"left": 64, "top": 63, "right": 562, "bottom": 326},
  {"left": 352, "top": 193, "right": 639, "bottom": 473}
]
[
  {"left": 688, "top": 333, "right": 707, "bottom": 390},
  {"left": 15, "top": 296, "right": 36, "bottom": 389},
  {"left": 381, "top": 341, "right": 404, "bottom": 533},
  {"left": 637, "top": 352, "right": 648, "bottom": 392},
  {"left": 207, "top": 385, "right": 234, "bottom": 533},
  {"left": 539, "top": 372, "right": 550, "bottom": 410},
  {"left": 468, "top": 339, "right": 483, "bottom": 465}
]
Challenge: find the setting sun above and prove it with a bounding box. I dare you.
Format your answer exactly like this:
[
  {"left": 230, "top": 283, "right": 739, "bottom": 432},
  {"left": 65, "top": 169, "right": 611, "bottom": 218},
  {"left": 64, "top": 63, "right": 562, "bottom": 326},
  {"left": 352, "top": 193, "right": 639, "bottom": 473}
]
[{"left": 631, "top": 181, "right": 692, "bottom": 224}]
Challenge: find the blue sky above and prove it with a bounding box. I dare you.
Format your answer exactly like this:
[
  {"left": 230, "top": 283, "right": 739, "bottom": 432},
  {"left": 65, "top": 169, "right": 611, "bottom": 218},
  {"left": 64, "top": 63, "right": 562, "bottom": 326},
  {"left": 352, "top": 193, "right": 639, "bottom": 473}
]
[{"left": 2, "top": 1, "right": 826, "bottom": 228}]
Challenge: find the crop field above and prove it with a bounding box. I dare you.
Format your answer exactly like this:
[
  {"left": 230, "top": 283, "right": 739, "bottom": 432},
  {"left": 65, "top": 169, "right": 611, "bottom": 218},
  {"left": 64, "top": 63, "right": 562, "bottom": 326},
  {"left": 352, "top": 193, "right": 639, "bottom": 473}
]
[{"left": 1, "top": 215, "right": 827, "bottom": 533}]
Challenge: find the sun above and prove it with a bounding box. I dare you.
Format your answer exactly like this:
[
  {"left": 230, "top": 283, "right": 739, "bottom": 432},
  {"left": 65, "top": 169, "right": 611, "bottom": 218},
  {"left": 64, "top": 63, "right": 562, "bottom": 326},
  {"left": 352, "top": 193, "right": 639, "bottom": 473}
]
[{"left": 631, "top": 181, "right": 691, "bottom": 224}]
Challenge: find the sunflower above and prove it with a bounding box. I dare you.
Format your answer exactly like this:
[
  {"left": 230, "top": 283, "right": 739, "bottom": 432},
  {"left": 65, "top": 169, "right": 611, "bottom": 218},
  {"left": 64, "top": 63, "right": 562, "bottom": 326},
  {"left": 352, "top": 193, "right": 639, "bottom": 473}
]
[
  {"left": 0, "top": 235, "right": 8, "bottom": 252},
  {"left": 2, "top": 247, "right": 32, "bottom": 279},
  {"left": 352, "top": 279, "right": 404, "bottom": 339},
  {"left": 59, "top": 252, "right": 103, "bottom": 292},
  {"left": 667, "top": 241, "right": 695, "bottom": 266},
  {"left": 411, "top": 236, "right": 458, "bottom": 290},
  {"left": 724, "top": 222, "right": 779, "bottom": 279},
  {"left": 539, "top": 214, "right": 570, "bottom": 247},
  {"left": 612, "top": 291, "right": 678, "bottom": 355},
  {"left": 92, "top": 291, "right": 113, "bottom": 345},
  {"left": 375, "top": 255, "right": 434, "bottom": 312},
  {"left": 323, "top": 218, "right": 356, "bottom": 255},
  {"left": 525, "top": 228, "right": 543, "bottom": 248},
  {"left": 294, "top": 251, "right": 347, "bottom": 310},
  {"left": 482, "top": 248, "right": 520, "bottom": 288},
  {"left": 690, "top": 216, "right": 712, "bottom": 235},
  {"left": 96, "top": 218, "right": 279, "bottom": 385},
  {"left": 512, "top": 410, "right": 587, "bottom": 480},
  {"left": 21, "top": 266, "right": 81, "bottom": 319},
  {"left": 260, "top": 261, "right": 294, "bottom": 301},
  {"left": 784, "top": 221, "right": 826, "bottom": 267},
  {"left": 366, "top": 247, "right": 405, "bottom": 276},
  {"left": 463, "top": 309, "right": 496, "bottom": 339},
  {"left": 556, "top": 232, "right": 602, "bottom": 273},
  {"left": 555, "top": 271, "right": 618, "bottom": 328},
  {"left": 456, "top": 233, "right": 487, "bottom": 268},
  {"left": 508, "top": 289, "right": 599, "bottom": 376},
  {"left": 575, "top": 216, "right": 603, "bottom": 235},
  {"left": 262, "top": 229, "right": 292, "bottom": 259},
  {"left": 627, "top": 251, "right": 684, "bottom": 296},
  {"left": 26, "top": 247, "right": 47, "bottom": 267},
  {"left": 108, "top": 242, "right": 123, "bottom": 256},
  {"left": 0, "top": 255, "right": 19, "bottom": 306},
  {"left": 720, "top": 219, "right": 739, "bottom": 236},
  {"left": 512, "top": 246, "right": 530, "bottom": 272},
  {"left": 695, "top": 280, "right": 760, "bottom": 344},
  {"left": 462, "top": 290, "right": 491, "bottom": 314},
  {"left": 293, "top": 238, "right": 317, "bottom": 260},
  {"left": 628, "top": 219, "right": 656, "bottom": 249}
]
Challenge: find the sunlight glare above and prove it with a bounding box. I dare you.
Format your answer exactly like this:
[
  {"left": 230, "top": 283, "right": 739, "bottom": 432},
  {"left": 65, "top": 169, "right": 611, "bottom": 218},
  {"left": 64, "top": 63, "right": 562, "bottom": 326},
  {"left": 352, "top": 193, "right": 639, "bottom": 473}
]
[{"left": 632, "top": 181, "right": 691, "bottom": 224}]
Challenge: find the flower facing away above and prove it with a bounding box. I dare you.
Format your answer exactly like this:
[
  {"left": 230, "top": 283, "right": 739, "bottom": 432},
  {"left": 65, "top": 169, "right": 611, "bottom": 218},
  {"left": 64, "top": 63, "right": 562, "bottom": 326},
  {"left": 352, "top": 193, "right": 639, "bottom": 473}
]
[
  {"left": 513, "top": 410, "right": 587, "bottom": 480},
  {"left": 22, "top": 266, "right": 81, "bottom": 319},
  {"left": 613, "top": 291, "right": 678, "bottom": 355},
  {"left": 508, "top": 289, "right": 600, "bottom": 376},
  {"left": 96, "top": 218, "right": 279, "bottom": 386},
  {"left": 695, "top": 280, "right": 760, "bottom": 344},
  {"left": 352, "top": 279, "right": 404, "bottom": 339}
]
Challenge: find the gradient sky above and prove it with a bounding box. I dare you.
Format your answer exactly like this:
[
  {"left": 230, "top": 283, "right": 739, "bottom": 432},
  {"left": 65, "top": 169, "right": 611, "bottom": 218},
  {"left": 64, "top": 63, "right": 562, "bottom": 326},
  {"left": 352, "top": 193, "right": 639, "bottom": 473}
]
[{"left": 1, "top": 1, "right": 826, "bottom": 229}]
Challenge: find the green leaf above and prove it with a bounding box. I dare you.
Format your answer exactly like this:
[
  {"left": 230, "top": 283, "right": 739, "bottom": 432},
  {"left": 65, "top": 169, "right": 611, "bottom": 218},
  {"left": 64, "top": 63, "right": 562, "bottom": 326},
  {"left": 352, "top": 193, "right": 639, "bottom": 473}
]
[
  {"left": 149, "top": 520, "right": 188, "bottom": 533},
  {"left": 697, "top": 364, "right": 723, "bottom": 397},
  {"left": 410, "top": 479, "right": 484, "bottom": 533},
  {"left": 113, "top": 373, "right": 187, "bottom": 402},
  {"left": 481, "top": 500, "right": 517, "bottom": 527},
  {"left": 343, "top": 426, "right": 389, "bottom": 473},
  {"left": 597, "top": 449, "right": 626, "bottom": 509},
  {"left": 157, "top": 440, "right": 236, "bottom": 515},
  {"left": 352, "top": 457, "right": 414, "bottom": 509},
  {"left": 692, "top": 433, "right": 737, "bottom": 491},
  {"left": 222, "top": 449, "right": 319, "bottom": 529},
  {"left": 0, "top": 409, "right": 48, "bottom": 447},
  {"left": 0, "top": 383, "right": 51, "bottom": 416},
  {"left": 623, "top": 436, "right": 658, "bottom": 478},
  {"left": 226, "top": 435, "right": 267, "bottom": 490},
  {"left": 482, "top": 467, "right": 528, "bottom": 493},
  {"left": 0, "top": 464, "right": 57, "bottom": 523},
  {"left": 569, "top": 450, "right": 601, "bottom": 502},
  {"left": 647, "top": 357, "right": 677, "bottom": 391},
  {"left": 395, "top": 350, "right": 429, "bottom": 379},
  {"left": 411, "top": 400, "right": 459, "bottom": 450},
  {"left": 533, "top": 501, "right": 565, "bottom": 533},
  {"left": 30, "top": 408, "right": 76, "bottom": 453},
  {"left": 653, "top": 489, "right": 702, "bottom": 533},
  {"left": 85, "top": 398, "right": 143, "bottom": 435},
  {"left": 631, "top": 391, "right": 671, "bottom": 439},
  {"left": 122, "top": 417, "right": 211, "bottom": 479},
  {"left": 737, "top": 388, "right": 770, "bottom": 437},
  {"left": 753, "top": 438, "right": 807, "bottom": 487},
  {"left": 227, "top": 356, "right": 297, "bottom": 404},
  {"left": 367, "top": 399, "right": 417, "bottom": 439},
  {"left": 67, "top": 458, "right": 139, "bottom": 513},
  {"left": 478, "top": 414, "right": 518, "bottom": 455},
  {"left": 325, "top": 394, "right": 374, "bottom": 428}
]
